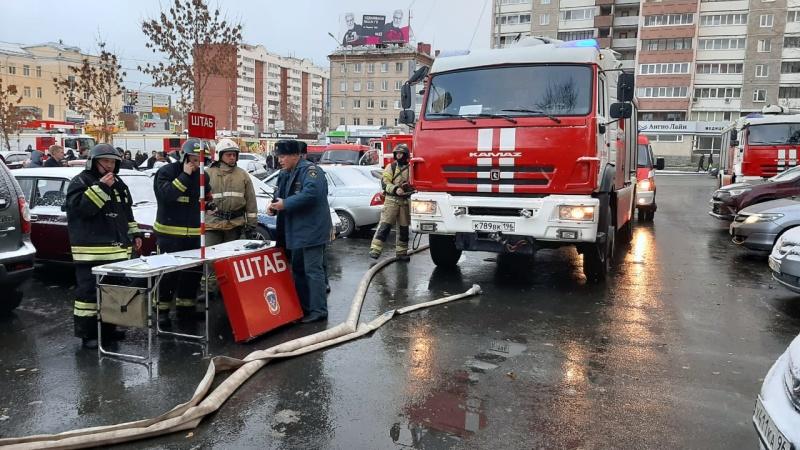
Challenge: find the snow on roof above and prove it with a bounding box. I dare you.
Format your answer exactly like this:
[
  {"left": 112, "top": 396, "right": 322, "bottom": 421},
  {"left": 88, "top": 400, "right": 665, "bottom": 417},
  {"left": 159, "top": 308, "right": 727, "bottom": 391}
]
[
  {"left": 741, "top": 114, "right": 800, "bottom": 127},
  {"left": 24, "top": 41, "right": 81, "bottom": 53},
  {"left": 0, "top": 41, "right": 30, "bottom": 56},
  {"left": 431, "top": 42, "right": 617, "bottom": 74}
]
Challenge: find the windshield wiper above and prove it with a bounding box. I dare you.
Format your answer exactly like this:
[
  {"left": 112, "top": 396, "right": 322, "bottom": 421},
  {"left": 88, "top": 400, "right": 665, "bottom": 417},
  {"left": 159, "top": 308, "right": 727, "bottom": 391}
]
[
  {"left": 426, "top": 113, "right": 477, "bottom": 124},
  {"left": 132, "top": 200, "right": 154, "bottom": 207},
  {"left": 500, "top": 109, "right": 562, "bottom": 124},
  {"left": 468, "top": 113, "right": 517, "bottom": 124}
]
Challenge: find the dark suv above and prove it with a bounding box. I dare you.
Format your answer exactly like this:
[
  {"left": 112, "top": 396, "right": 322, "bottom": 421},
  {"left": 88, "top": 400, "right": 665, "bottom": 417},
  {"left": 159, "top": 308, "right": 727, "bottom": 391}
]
[
  {"left": 709, "top": 166, "right": 800, "bottom": 220},
  {"left": 0, "top": 159, "right": 36, "bottom": 314}
]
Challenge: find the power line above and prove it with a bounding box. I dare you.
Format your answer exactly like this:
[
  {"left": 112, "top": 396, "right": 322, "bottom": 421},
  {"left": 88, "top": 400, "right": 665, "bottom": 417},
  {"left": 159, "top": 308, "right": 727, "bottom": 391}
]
[{"left": 470, "top": 0, "right": 490, "bottom": 49}]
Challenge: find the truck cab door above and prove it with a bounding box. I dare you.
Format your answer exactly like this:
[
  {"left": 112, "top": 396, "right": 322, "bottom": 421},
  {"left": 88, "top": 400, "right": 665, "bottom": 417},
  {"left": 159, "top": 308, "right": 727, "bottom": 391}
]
[{"left": 597, "top": 74, "right": 614, "bottom": 175}]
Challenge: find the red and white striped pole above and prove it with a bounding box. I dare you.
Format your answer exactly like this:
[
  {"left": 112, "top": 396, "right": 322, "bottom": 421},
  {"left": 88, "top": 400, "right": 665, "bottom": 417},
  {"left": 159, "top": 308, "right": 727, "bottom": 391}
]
[{"left": 199, "top": 141, "right": 206, "bottom": 259}]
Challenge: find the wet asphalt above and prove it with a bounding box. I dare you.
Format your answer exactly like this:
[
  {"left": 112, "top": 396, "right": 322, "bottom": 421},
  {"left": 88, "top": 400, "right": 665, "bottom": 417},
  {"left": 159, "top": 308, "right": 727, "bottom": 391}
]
[{"left": 1, "top": 174, "right": 799, "bottom": 449}]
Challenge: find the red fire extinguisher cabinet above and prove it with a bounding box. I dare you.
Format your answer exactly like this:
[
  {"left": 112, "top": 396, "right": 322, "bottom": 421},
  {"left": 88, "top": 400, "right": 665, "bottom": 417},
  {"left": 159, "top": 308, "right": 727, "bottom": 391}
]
[{"left": 214, "top": 246, "right": 303, "bottom": 342}]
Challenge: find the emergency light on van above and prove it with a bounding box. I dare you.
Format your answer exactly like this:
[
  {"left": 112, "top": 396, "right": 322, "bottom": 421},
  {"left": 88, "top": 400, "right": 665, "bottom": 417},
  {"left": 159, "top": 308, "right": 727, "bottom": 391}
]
[{"left": 558, "top": 39, "right": 598, "bottom": 48}]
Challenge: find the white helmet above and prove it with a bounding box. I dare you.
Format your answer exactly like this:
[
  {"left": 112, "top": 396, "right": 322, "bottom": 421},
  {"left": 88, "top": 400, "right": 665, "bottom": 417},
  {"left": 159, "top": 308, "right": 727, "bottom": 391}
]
[{"left": 215, "top": 138, "right": 239, "bottom": 162}]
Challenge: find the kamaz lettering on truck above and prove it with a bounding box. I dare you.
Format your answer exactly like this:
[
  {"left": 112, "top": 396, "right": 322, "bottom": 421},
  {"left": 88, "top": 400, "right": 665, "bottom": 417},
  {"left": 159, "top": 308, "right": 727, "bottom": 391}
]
[
  {"left": 718, "top": 105, "right": 800, "bottom": 186},
  {"left": 399, "top": 38, "right": 638, "bottom": 281}
]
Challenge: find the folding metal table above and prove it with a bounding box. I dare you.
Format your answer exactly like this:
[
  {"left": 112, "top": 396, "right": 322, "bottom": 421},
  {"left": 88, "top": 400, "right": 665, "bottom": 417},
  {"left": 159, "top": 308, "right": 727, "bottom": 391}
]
[{"left": 92, "top": 239, "right": 272, "bottom": 366}]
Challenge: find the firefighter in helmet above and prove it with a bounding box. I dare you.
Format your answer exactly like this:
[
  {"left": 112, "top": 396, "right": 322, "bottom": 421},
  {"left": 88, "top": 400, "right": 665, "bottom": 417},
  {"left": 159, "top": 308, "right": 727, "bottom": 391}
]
[
  {"left": 153, "top": 138, "right": 212, "bottom": 327},
  {"left": 65, "top": 143, "right": 143, "bottom": 349},
  {"left": 369, "top": 144, "right": 412, "bottom": 260},
  {"left": 206, "top": 138, "right": 258, "bottom": 244}
]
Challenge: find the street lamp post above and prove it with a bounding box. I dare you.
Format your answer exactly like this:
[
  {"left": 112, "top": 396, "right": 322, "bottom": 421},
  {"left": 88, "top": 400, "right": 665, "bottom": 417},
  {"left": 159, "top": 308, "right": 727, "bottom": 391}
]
[{"left": 327, "top": 32, "right": 348, "bottom": 142}]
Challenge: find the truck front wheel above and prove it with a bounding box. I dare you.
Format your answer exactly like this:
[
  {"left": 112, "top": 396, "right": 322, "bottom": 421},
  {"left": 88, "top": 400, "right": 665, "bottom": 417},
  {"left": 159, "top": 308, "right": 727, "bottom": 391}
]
[
  {"left": 429, "top": 234, "right": 462, "bottom": 267},
  {"left": 583, "top": 204, "right": 614, "bottom": 282}
]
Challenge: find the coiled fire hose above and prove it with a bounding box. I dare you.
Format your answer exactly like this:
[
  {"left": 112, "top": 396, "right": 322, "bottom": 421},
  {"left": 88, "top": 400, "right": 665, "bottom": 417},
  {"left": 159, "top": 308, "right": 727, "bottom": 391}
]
[{"left": 0, "top": 245, "right": 481, "bottom": 449}]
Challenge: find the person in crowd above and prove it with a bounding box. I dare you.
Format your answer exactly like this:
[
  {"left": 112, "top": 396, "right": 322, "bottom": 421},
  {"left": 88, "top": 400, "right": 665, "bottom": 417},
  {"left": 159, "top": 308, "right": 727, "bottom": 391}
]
[
  {"left": 152, "top": 139, "right": 212, "bottom": 327},
  {"left": 65, "top": 149, "right": 77, "bottom": 161},
  {"left": 65, "top": 143, "right": 142, "bottom": 349},
  {"left": 44, "top": 144, "right": 66, "bottom": 167},
  {"left": 118, "top": 149, "right": 137, "bottom": 170},
  {"left": 369, "top": 144, "right": 412, "bottom": 261},
  {"left": 206, "top": 138, "right": 258, "bottom": 245},
  {"left": 146, "top": 151, "right": 158, "bottom": 169},
  {"left": 27, "top": 149, "right": 44, "bottom": 167},
  {"left": 267, "top": 140, "right": 331, "bottom": 323},
  {"left": 25, "top": 144, "right": 33, "bottom": 152}
]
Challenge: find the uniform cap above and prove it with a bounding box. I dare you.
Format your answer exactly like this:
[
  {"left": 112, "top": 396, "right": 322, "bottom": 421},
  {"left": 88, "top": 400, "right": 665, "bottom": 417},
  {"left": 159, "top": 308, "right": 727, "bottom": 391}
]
[{"left": 275, "top": 140, "right": 300, "bottom": 155}]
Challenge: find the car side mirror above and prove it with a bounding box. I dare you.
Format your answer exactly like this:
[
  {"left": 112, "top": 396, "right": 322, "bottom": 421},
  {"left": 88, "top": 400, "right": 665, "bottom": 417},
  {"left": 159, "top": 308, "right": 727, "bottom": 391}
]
[
  {"left": 655, "top": 157, "right": 665, "bottom": 170},
  {"left": 399, "top": 110, "right": 415, "bottom": 125},
  {"left": 609, "top": 102, "right": 632, "bottom": 119},
  {"left": 401, "top": 83, "right": 412, "bottom": 110},
  {"left": 617, "top": 72, "right": 635, "bottom": 102}
]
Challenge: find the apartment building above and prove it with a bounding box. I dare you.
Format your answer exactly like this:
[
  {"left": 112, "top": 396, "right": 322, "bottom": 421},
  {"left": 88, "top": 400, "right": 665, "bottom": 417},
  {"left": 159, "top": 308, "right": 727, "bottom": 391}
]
[
  {"left": 491, "top": 0, "right": 641, "bottom": 69},
  {"left": 200, "top": 44, "right": 328, "bottom": 136},
  {"left": 0, "top": 41, "right": 115, "bottom": 124},
  {"left": 492, "top": 0, "right": 800, "bottom": 161},
  {"left": 327, "top": 43, "right": 434, "bottom": 131}
]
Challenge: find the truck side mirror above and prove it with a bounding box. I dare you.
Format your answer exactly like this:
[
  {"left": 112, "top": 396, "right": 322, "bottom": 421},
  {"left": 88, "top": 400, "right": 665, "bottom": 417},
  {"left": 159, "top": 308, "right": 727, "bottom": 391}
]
[
  {"left": 408, "top": 65, "right": 429, "bottom": 84},
  {"left": 609, "top": 102, "right": 632, "bottom": 119},
  {"left": 655, "top": 157, "right": 665, "bottom": 171},
  {"left": 401, "top": 83, "right": 412, "bottom": 110},
  {"left": 617, "top": 72, "right": 635, "bottom": 102},
  {"left": 399, "top": 110, "right": 415, "bottom": 125}
]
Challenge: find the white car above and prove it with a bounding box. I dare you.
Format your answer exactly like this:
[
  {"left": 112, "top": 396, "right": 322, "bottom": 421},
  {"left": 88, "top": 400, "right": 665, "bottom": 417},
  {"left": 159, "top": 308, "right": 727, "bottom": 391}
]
[
  {"left": 769, "top": 227, "right": 800, "bottom": 293},
  {"left": 754, "top": 333, "right": 800, "bottom": 450}
]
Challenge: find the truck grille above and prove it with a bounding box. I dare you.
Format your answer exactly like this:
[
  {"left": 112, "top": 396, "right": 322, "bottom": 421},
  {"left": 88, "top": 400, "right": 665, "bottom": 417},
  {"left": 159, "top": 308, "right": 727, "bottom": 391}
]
[
  {"left": 442, "top": 165, "right": 555, "bottom": 190},
  {"left": 467, "top": 207, "right": 522, "bottom": 217}
]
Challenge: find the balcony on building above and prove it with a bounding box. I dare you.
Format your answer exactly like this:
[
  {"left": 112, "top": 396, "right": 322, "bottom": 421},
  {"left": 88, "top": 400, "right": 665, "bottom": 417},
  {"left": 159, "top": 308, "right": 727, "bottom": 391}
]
[
  {"left": 597, "top": 37, "right": 613, "bottom": 48},
  {"left": 612, "top": 38, "right": 637, "bottom": 49},
  {"left": 596, "top": 0, "right": 614, "bottom": 5},
  {"left": 613, "top": 15, "right": 639, "bottom": 28},
  {"left": 594, "top": 14, "right": 613, "bottom": 29},
  {"left": 619, "top": 60, "right": 636, "bottom": 70}
]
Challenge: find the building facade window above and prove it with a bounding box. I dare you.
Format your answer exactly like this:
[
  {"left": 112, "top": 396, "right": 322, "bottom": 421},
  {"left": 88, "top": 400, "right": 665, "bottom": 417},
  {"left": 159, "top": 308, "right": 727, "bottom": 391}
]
[
  {"left": 557, "top": 30, "right": 594, "bottom": 41},
  {"left": 639, "top": 62, "right": 691, "bottom": 75},
  {"left": 760, "top": 14, "right": 774, "bottom": 27},
  {"left": 700, "top": 13, "right": 747, "bottom": 26},
  {"left": 789, "top": 10, "right": 800, "bottom": 22},
  {"left": 690, "top": 110, "right": 734, "bottom": 121},
  {"left": 395, "top": 80, "right": 402, "bottom": 90},
  {"left": 381, "top": 62, "right": 389, "bottom": 72},
  {"left": 48, "top": 104, "right": 54, "bottom": 118},
  {"left": 380, "top": 118, "right": 388, "bottom": 126},
  {"left": 753, "top": 89, "right": 767, "bottom": 102},
  {"left": 353, "top": 117, "right": 360, "bottom": 125},
  {"left": 785, "top": 36, "right": 800, "bottom": 48},
  {"left": 380, "top": 99, "right": 388, "bottom": 109},
  {"left": 540, "top": 14, "right": 550, "bottom": 25},
  {"left": 23, "top": 86, "right": 30, "bottom": 97},
  {"left": 561, "top": 8, "right": 595, "bottom": 21},
  {"left": 22, "top": 65, "right": 30, "bottom": 76},
  {"left": 755, "top": 64, "right": 769, "bottom": 77},
  {"left": 636, "top": 86, "right": 688, "bottom": 98},
  {"left": 644, "top": 134, "right": 684, "bottom": 142},
  {"left": 340, "top": 99, "right": 346, "bottom": 109},
  {"left": 780, "top": 86, "right": 800, "bottom": 98},
  {"left": 367, "top": 63, "right": 375, "bottom": 73},
  {"left": 367, "top": 118, "right": 374, "bottom": 125},
  {"left": 340, "top": 81, "right": 347, "bottom": 92},
  {"left": 353, "top": 81, "right": 361, "bottom": 91},
  {"left": 781, "top": 61, "right": 800, "bottom": 73},
  {"left": 642, "top": 38, "right": 692, "bottom": 51},
  {"left": 35, "top": 66, "right": 41, "bottom": 77},
  {"left": 644, "top": 13, "right": 693, "bottom": 27},
  {"left": 758, "top": 39, "right": 772, "bottom": 52},
  {"left": 353, "top": 99, "right": 361, "bottom": 109},
  {"left": 367, "top": 81, "right": 374, "bottom": 91},
  {"left": 340, "top": 117, "right": 346, "bottom": 125},
  {"left": 7, "top": 65, "right": 15, "bottom": 75},
  {"left": 694, "top": 86, "right": 741, "bottom": 98},
  {"left": 696, "top": 63, "right": 744, "bottom": 74},
  {"left": 36, "top": 87, "right": 42, "bottom": 98},
  {"left": 395, "top": 62, "right": 404, "bottom": 72},
  {"left": 698, "top": 38, "right": 746, "bottom": 50},
  {"left": 394, "top": 100, "right": 401, "bottom": 109},
  {"left": 367, "top": 99, "right": 375, "bottom": 109},
  {"left": 354, "top": 63, "right": 362, "bottom": 73}
]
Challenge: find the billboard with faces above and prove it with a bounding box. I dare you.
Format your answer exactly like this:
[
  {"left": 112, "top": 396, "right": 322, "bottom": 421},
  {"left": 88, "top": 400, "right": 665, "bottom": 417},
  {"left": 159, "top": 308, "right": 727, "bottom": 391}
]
[{"left": 340, "top": 9, "right": 410, "bottom": 46}]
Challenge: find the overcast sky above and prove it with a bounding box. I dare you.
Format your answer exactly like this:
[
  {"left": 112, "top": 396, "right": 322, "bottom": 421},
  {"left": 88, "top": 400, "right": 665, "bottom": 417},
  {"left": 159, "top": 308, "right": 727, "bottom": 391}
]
[{"left": 0, "top": 0, "right": 492, "bottom": 94}]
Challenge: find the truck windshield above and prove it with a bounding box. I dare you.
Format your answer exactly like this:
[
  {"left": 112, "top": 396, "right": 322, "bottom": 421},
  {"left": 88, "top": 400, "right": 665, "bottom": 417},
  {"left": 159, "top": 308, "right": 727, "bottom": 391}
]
[
  {"left": 63, "top": 138, "right": 97, "bottom": 153},
  {"left": 321, "top": 150, "right": 359, "bottom": 165},
  {"left": 637, "top": 144, "right": 652, "bottom": 168},
  {"left": 748, "top": 123, "right": 800, "bottom": 145},
  {"left": 424, "top": 64, "right": 593, "bottom": 119}
]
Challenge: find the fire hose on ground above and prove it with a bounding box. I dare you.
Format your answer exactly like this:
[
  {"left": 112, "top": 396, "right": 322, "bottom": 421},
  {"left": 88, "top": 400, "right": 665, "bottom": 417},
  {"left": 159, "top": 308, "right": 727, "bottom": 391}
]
[{"left": 0, "top": 245, "right": 482, "bottom": 449}]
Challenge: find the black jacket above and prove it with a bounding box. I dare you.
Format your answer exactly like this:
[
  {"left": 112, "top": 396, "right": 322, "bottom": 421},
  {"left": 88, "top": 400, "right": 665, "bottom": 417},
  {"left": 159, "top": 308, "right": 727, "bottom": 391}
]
[
  {"left": 153, "top": 161, "right": 211, "bottom": 237},
  {"left": 65, "top": 169, "right": 140, "bottom": 263},
  {"left": 43, "top": 157, "right": 63, "bottom": 167}
]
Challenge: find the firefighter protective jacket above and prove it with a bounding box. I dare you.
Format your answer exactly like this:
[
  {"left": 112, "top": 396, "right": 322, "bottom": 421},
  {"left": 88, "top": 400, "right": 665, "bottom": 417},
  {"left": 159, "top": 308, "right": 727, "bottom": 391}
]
[
  {"left": 153, "top": 161, "right": 211, "bottom": 237},
  {"left": 206, "top": 162, "right": 258, "bottom": 230},
  {"left": 382, "top": 161, "right": 411, "bottom": 197},
  {"left": 65, "top": 169, "right": 140, "bottom": 263}
]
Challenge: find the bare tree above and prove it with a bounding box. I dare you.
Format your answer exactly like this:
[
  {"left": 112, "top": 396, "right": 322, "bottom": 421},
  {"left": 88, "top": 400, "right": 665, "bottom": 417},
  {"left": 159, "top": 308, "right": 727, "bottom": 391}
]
[
  {"left": 535, "top": 80, "right": 578, "bottom": 113},
  {"left": 0, "top": 79, "right": 32, "bottom": 151},
  {"left": 140, "top": 0, "right": 243, "bottom": 112},
  {"left": 282, "top": 108, "right": 306, "bottom": 133},
  {"left": 53, "top": 42, "right": 126, "bottom": 143}
]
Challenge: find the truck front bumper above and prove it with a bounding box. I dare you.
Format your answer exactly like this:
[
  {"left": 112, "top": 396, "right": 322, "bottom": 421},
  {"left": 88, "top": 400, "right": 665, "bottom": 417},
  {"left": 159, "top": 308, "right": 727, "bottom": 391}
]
[{"left": 410, "top": 193, "right": 600, "bottom": 244}]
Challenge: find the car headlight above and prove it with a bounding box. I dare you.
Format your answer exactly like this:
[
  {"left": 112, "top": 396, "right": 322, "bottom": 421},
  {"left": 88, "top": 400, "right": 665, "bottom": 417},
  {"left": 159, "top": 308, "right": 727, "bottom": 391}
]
[
  {"left": 411, "top": 200, "right": 438, "bottom": 215},
  {"left": 713, "top": 190, "right": 730, "bottom": 199},
  {"left": 728, "top": 188, "right": 751, "bottom": 197},
  {"left": 637, "top": 178, "right": 652, "bottom": 191},
  {"left": 744, "top": 213, "right": 784, "bottom": 224},
  {"left": 558, "top": 205, "right": 595, "bottom": 221},
  {"left": 784, "top": 352, "right": 800, "bottom": 411}
]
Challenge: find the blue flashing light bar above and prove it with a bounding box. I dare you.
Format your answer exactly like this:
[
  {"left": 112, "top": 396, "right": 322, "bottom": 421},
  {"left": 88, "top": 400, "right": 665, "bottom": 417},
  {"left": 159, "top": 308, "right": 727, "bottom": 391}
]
[{"left": 559, "top": 39, "right": 598, "bottom": 48}]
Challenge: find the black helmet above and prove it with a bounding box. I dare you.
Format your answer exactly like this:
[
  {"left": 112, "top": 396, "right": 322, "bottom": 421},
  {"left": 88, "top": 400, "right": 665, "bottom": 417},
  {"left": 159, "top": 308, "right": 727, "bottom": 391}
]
[
  {"left": 393, "top": 144, "right": 410, "bottom": 157},
  {"left": 181, "top": 138, "right": 211, "bottom": 161},
  {"left": 86, "top": 143, "right": 121, "bottom": 173}
]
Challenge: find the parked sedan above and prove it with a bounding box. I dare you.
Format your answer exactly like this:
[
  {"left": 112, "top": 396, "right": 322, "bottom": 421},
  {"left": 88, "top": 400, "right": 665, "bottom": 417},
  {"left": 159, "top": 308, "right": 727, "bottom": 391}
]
[
  {"left": 13, "top": 167, "right": 158, "bottom": 263},
  {"left": 729, "top": 198, "right": 800, "bottom": 251},
  {"left": 769, "top": 226, "right": 800, "bottom": 293},
  {"left": 0, "top": 151, "right": 30, "bottom": 170},
  {"left": 710, "top": 166, "right": 800, "bottom": 220},
  {"left": 753, "top": 332, "right": 800, "bottom": 450},
  {"left": 264, "top": 165, "right": 383, "bottom": 237}
]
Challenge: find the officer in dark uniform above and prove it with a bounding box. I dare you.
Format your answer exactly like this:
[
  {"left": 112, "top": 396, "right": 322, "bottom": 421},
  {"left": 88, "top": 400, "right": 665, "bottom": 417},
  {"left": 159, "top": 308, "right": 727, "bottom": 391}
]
[
  {"left": 153, "top": 138, "right": 212, "bottom": 327},
  {"left": 267, "top": 140, "right": 332, "bottom": 323},
  {"left": 65, "top": 143, "right": 143, "bottom": 349}
]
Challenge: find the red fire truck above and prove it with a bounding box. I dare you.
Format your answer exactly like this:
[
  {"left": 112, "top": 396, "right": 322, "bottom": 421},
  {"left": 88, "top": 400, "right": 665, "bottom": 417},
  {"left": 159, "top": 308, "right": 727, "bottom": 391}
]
[
  {"left": 1, "top": 121, "right": 96, "bottom": 154},
  {"left": 400, "top": 38, "right": 638, "bottom": 281},
  {"left": 718, "top": 105, "right": 800, "bottom": 187}
]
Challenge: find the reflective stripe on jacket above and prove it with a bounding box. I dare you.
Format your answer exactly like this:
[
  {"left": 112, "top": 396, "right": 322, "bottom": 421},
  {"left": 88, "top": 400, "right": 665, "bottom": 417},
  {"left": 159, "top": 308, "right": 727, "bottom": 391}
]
[{"left": 153, "top": 161, "right": 211, "bottom": 237}]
